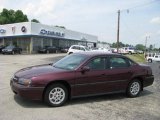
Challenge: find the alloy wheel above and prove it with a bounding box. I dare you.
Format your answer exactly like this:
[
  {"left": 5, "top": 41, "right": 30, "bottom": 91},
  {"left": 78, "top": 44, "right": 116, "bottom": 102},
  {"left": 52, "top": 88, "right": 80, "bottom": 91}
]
[{"left": 49, "top": 87, "right": 65, "bottom": 105}]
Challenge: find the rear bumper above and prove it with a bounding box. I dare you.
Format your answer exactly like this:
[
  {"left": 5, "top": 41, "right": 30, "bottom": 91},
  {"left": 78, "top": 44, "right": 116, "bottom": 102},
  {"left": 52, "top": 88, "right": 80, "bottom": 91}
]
[
  {"left": 143, "top": 75, "right": 154, "bottom": 87},
  {"left": 10, "top": 80, "right": 44, "bottom": 100}
]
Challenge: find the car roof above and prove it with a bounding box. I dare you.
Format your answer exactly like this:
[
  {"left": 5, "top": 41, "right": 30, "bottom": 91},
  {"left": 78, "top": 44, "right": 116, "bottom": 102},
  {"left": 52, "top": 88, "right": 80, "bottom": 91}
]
[{"left": 73, "top": 51, "right": 121, "bottom": 57}]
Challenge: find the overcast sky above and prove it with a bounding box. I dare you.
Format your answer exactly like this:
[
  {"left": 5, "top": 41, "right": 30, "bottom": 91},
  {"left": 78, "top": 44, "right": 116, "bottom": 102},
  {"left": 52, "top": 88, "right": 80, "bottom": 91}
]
[{"left": 0, "top": 0, "right": 160, "bottom": 48}]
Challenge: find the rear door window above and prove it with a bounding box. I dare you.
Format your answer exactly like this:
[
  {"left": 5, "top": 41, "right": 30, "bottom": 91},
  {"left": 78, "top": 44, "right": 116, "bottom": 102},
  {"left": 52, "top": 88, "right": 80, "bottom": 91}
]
[{"left": 109, "top": 57, "right": 129, "bottom": 69}]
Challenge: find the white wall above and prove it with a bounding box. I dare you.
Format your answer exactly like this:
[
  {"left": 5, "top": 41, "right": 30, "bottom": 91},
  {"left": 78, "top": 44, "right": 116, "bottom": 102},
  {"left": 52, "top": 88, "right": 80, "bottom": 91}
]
[
  {"left": 0, "top": 22, "right": 98, "bottom": 43},
  {"left": 0, "top": 22, "right": 31, "bottom": 37}
]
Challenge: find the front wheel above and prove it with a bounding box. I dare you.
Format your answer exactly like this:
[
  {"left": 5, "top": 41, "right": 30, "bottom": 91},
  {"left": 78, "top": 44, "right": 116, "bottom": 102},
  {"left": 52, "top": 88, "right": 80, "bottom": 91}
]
[
  {"left": 12, "top": 51, "right": 15, "bottom": 55},
  {"left": 46, "top": 50, "right": 49, "bottom": 54},
  {"left": 44, "top": 84, "right": 68, "bottom": 107},
  {"left": 126, "top": 79, "right": 141, "bottom": 97}
]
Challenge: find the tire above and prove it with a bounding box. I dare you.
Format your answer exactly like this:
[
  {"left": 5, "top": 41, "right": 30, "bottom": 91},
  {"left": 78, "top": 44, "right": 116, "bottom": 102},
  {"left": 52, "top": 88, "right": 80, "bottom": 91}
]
[
  {"left": 129, "top": 51, "right": 132, "bottom": 55},
  {"left": 19, "top": 50, "right": 22, "bottom": 54},
  {"left": 12, "top": 51, "right": 15, "bottom": 55},
  {"left": 126, "top": 79, "right": 141, "bottom": 98},
  {"left": 69, "top": 52, "right": 73, "bottom": 55},
  {"left": 148, "top": 59, "right": 152, "bottom": 63},
  {"left": 44, "top": 83, "right": 68, "bottom": 107},
  {"left": 47, "top": 50, "right": 49, "bottom": 54}
]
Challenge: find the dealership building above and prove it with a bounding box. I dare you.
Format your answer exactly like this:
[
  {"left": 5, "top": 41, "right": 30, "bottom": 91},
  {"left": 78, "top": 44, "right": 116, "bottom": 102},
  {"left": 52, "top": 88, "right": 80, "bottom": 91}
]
[{"left": 0, "top": 22, "right": 98, "bottom": 53}]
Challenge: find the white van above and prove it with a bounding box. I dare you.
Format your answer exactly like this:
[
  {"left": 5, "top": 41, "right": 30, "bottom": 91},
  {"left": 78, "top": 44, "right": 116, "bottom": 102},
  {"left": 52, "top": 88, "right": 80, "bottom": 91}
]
[{"left": 121, "top": 47, "right": 136, "bottom": 54}]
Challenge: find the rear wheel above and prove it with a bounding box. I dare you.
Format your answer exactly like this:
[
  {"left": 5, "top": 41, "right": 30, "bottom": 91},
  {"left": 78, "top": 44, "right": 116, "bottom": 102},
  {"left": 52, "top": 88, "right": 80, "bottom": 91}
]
[
  {"left": 127, "top": 79, "right": 141, "bottom": 97},
  {"left": 19, "top": 50, "right": 22, "bottom": 54},
  {"left": 44, "top": 84, "right": 68, "bottom": 107},
  {"left": 129, "top": 51, "right": 132, "bottom": 55},
  {"left": 148, "top": 59, "right": 152, "bottom": 63},
  {"left": 69, "top": 52, "right": 73, "bottom": 55}
]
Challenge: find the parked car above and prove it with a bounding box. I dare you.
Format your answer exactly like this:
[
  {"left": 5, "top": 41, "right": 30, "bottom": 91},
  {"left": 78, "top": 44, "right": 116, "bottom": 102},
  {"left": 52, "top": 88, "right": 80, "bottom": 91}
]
[
  {"left": 0, "top": 45, "right": 5, "bottom": 53},
  {"left": 10, "top": 52, "right": 154, "bottom": 107},
  {"left": 67, "top": 45, "right": 90, "bottom": 54},
  {"left": 146, "top": 55, "right": 160, "bottom": 63},
  {"left": 60, "top": 47, "right": 69, "bottom": 53},
  {"left": 2, "top": 45, "right": 22, "bottom": 54},
  {"left": 135, "top": 50, "right": 144, "bottom": 54},
  {"left": 91, "top": 47, "right": 112, "bottom": 53},
  {"left": 122, "top": 47, "right": 136, "bottom": 54},
  {"left": 38, "top": 46, "right": 60, "bottom": 53}
]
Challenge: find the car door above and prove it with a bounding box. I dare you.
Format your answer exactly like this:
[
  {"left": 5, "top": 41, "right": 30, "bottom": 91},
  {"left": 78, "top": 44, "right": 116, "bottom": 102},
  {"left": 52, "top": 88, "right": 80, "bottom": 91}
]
[
  {"left": 74, "top": 56, "right": 109, "bottom": 96},
  {"left": 153, "top": 55, "right": 160, "bottom": 61},
  {"left": 104, "top": 56, "right": 133, "bottom": 92},
  {"left": 13, "top": 47, "right": 17, "bottom": 53}
]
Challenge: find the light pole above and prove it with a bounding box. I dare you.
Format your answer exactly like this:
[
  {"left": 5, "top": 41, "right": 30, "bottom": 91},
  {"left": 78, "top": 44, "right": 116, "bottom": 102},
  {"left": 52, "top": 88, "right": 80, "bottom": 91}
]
[
  {"left": 117, "top": 10, "right": 120, "bottom": 53},
  {"left": 145, "top": 36, "right": 150, "bottom": 54}
]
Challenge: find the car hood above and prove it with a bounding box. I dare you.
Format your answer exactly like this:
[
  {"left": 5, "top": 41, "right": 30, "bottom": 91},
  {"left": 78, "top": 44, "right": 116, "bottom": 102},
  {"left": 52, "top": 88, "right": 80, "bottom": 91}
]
[
  {"left": 2, "top": 48, "right": 13, "bottom": 51},
  {"left": 15, "top": 64, "right": 66, "bottom": 78}
]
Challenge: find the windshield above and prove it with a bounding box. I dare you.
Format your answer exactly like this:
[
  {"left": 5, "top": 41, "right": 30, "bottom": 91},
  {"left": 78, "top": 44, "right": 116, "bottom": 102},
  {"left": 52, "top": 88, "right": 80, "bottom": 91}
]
[
  {"left": 53, "top": 54, "right": 87, "bottom": 70},
  {"left": 129, "top": 47, "right": 135, "bottom": 50},
  {"left": 6, "top": 46, "right": 14, "bottom": 49}
]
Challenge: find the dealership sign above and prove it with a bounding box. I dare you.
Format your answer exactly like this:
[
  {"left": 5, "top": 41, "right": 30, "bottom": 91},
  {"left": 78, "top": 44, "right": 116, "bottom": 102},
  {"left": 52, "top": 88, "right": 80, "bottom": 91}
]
[
  {"left": 0, "top": 29, "right": 6, "bottom": 34},
  {"left": 40, "top": 29, "right": 65, "bottom": 37}
]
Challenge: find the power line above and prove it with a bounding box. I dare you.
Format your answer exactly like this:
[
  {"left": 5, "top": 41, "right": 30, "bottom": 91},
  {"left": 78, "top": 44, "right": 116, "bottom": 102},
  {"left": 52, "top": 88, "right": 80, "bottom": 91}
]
[
  {"left": 121, "top": 0, "right": 160, "bottom": 12},
  {"left": 116, "top": 0, "right": 160, "bottom": 46}
]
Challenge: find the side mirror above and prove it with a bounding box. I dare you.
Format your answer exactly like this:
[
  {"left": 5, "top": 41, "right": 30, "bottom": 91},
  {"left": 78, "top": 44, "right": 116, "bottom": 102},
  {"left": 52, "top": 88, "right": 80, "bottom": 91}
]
[{"left": 81, "top": 66, "right": 90, "bottom": 73}]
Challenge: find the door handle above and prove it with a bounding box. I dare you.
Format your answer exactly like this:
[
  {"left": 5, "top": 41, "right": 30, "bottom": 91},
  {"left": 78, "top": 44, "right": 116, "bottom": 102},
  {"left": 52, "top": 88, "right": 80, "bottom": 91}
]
[{"left": 101, "top": 73, "right": 106, "bottom": 76}]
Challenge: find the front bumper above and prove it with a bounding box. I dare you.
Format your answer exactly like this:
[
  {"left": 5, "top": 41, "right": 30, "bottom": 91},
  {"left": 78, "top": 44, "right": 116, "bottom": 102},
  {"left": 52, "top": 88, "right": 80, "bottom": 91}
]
[
  {"left": 10, "top": 80, "right": 45, "bottom": 100},
  {"left": 2, "top": 51, "right": 12, "bottom": 54},
  {"left": 143, "top": 75, "right": 154, "bottom": 87}
]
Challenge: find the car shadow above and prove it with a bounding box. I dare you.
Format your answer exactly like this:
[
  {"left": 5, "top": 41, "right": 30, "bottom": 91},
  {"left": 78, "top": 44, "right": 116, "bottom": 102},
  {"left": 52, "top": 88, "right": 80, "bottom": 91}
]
[
  {"left": 139, "top": 89, "right": 153, "bottom": 97},
  {"left": 14, "top": 95, "right": 46, "bottom": 108},
  {"left": 14, "top": 90, "right": 153, "bottom": 108}
]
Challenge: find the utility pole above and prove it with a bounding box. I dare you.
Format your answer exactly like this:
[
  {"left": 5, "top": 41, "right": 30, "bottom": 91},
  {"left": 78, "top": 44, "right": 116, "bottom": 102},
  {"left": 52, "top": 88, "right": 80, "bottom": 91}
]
[
  {"left": 145, "top": 36, "right": 150, "bottom": 54},
  {"left": 117, "top": 10, "right": 120, "bottom": 53}
]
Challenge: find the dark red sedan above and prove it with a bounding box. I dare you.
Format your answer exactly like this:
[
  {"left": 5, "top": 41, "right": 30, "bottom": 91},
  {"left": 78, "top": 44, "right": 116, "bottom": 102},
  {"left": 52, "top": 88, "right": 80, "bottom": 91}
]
[{"left": 10, "top": 52, "right": 154, "bottom": 107}]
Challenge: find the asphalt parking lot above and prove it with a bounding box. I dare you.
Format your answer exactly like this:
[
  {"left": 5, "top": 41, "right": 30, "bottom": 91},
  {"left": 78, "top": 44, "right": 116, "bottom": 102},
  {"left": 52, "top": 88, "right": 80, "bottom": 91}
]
[{"left": 0, "top": 54, "right": 160, "bottom": 120}]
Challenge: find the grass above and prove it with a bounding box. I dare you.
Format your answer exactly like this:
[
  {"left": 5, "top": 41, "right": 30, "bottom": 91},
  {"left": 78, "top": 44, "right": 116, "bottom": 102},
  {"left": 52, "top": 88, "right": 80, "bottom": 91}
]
[{"left": 124, "top": 54, "right": 146, "bottom": 63}]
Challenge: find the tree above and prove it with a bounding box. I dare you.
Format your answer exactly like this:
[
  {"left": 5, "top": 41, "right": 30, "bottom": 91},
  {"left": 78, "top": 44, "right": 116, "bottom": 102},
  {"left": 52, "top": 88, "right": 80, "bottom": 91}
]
[
  {"left": 0, "top": 8, "right": 28, "bottom": 24},
  {"left": 135, "top": 44, "right": 145, "bottom": 51},
  {"left": 149, "top": 44, "right": 153, "bottom": 51},
  {"left": 14, "top": 10, "right": 28, "bottom": 23},
  {"left": 111, "top": 42, "right": 126, "bottom": 48},
  {"left": 55, "top": 25, "right": 66, "bottom": 29},
  {"left": 31, "top": 19, "right": 40, "bottom": 23}
]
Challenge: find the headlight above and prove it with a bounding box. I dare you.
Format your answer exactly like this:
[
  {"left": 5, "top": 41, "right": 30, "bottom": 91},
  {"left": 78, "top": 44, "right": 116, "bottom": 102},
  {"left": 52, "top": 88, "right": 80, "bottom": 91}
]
[
  {"left": 7, "top": 49, "right": 12, "bottom": 51},
  {"left": 18, "top": 78, "right": 32, "bottom": 86}
]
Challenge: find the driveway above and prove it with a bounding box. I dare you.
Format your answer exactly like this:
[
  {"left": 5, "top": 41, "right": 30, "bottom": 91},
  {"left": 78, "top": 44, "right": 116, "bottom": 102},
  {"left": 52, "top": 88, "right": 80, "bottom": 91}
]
[{"left": 0, "top": 54, "right": 160, "bottom": 120}]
